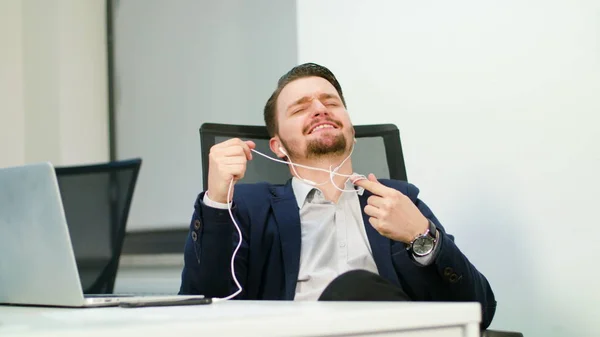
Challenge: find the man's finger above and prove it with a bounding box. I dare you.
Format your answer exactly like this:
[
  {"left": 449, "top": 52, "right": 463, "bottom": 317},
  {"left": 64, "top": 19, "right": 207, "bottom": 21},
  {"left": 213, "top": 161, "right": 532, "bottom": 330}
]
[
  {"left": 244, "top": 140, "right": 256, "bottom": 160},
  {"left": 368, "top": 217, "right": 380, "bottom": 229},
  {"left": 236, "top": 141, "right": 253, "bottom": 161},
  {"left": 225, "top": 164, "right": 246, "bottom": 180},
  {"left": 364, "top": 205, "right": 382, "bottom": 218},
  {"left": 353, "top": 173, "right": 391, "bottom": 196},
  {"left": 220, "top": 146, "right": 246, "bottom": 157},
  {"left": 222, "top": 156, "right": 247, "bottom": 165},
  {"left": 220, "top": 138, "right": 256, "bottom": 160},
  {"left": 218, "top": 137, "right": 244, "bottom": 147},
  {"left": 367, "top": 195, "right": 385, "bottom": 208}
]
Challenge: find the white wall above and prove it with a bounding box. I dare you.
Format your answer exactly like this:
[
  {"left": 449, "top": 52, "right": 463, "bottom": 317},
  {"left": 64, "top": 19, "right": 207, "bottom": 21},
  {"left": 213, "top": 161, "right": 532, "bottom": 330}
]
[
  {"left": 0, "top": 0, "right": 109, "bottom": 168},
  {"left": 0, "top": 0, "right": 25, "bottom": 168},
  {"left": 57, "top": 0, "right": 111, "bottom": 165},
  {"left": 297, "top": 1, "right": 600, "bottom": 336},
  {"left": 113, "top": 0, "right": 298, "bottom": 231}
]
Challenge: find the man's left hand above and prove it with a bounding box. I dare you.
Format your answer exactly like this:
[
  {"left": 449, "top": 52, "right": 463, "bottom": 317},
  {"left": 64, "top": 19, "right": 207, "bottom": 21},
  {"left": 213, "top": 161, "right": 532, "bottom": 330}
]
[{"left": 353, "top": 173, "right": 429, "bottom": 244}]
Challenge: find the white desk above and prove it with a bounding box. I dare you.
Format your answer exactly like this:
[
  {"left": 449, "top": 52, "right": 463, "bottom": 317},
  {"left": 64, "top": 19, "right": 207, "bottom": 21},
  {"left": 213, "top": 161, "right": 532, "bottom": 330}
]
[{"left": 0, "top": 301, "right": 481, "bottom": 337}]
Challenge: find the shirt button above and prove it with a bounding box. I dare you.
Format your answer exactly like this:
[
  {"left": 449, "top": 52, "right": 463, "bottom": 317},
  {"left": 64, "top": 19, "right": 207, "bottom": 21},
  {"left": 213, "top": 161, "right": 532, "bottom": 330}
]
[{"left": 339, "top": 242, "right": 346, "bottom": 248}]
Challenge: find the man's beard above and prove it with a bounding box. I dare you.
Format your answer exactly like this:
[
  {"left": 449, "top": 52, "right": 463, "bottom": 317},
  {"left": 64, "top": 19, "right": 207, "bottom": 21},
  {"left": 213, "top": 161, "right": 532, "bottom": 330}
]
[
  {"left": 306, "top": 133, "right": 347, "bottom": 159},
  {"left": 280, "top": 132, "right": 348, "bottom": 160}
]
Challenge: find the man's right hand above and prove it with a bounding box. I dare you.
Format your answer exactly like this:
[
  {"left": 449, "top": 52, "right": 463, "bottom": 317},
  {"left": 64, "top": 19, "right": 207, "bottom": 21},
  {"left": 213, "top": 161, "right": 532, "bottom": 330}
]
[{"left": 206, "top": 138, "right": 256, "bottom": 203}]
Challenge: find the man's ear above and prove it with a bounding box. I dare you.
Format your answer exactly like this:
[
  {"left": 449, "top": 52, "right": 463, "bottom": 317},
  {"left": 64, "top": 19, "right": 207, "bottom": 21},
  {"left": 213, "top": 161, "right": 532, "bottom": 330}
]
[{"left": 269, "top": 137, "right": 286, "bottom": 159}]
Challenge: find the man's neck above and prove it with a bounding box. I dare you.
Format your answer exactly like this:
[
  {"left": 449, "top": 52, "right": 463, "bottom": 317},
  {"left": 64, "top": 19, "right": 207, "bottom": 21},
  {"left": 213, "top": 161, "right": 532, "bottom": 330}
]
[{"left": 290, "top": 155, "right": 354, "bottom": 203}]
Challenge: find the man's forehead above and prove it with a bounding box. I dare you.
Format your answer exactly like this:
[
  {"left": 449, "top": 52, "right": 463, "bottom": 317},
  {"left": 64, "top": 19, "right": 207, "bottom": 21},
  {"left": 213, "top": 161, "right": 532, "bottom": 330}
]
[{"left": 277, "top": 76, "right": 340, "bottom": 108}]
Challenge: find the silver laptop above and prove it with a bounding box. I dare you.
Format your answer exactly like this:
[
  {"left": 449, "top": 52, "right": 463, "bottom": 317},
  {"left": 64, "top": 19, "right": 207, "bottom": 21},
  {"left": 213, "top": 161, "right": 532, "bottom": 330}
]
[{"left": 0, "top": 162, "right": 204, "bottom": 307}]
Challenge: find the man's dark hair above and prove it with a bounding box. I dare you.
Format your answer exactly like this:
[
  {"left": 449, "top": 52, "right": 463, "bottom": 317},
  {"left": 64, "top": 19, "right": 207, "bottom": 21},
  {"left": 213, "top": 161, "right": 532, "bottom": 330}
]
[{"left": 263, "top": 63, "right": 347, "bottom": 137}]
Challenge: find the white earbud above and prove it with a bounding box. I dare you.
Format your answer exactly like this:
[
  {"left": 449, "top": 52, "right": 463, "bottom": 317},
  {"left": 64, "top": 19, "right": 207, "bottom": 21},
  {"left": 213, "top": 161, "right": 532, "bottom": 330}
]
[{"left": 278, "top": 146, "right": 287, "bottom": 157}]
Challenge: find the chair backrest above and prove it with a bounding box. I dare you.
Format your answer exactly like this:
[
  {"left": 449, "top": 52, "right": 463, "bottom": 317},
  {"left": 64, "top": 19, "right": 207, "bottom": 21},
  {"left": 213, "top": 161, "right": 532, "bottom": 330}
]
[
  {"left": 199, "top": 123, "right": 407, "bottom": 188},
  {"left": 54, "top": 158, "right": 142, "bottom": 294}
]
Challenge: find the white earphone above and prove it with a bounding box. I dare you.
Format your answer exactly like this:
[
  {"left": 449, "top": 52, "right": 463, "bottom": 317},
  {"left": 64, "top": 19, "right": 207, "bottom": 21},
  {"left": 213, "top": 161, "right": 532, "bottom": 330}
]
[{"left": 279, "top": 146, "right": 319, "bottom": 185}]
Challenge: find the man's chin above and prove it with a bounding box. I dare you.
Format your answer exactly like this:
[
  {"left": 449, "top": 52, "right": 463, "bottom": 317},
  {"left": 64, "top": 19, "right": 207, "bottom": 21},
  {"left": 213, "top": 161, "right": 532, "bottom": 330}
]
[{"left": 306, "top": 137, "right": 347, "bottom": 158}]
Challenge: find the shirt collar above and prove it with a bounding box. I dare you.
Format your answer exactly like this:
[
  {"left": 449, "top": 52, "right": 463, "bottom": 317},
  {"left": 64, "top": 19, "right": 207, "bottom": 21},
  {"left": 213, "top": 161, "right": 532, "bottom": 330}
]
[
  {"left": 291, "top": 178, "right": 315, "bottom": 208},
  {"left": 291, "top": 174, "right": 365, "bottom": 208}
]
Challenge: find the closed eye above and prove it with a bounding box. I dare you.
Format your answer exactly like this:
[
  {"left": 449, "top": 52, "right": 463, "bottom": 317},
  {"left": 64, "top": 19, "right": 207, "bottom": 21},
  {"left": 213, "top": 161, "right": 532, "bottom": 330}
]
[{"left": 323, "top": 99, "right": 340, "bottom": 107}]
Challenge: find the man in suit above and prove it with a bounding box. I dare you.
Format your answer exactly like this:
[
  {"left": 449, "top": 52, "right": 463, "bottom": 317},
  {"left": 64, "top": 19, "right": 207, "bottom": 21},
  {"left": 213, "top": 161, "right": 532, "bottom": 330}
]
[{"left": 180, "top": 63, "right": 496, "bottom": 329}]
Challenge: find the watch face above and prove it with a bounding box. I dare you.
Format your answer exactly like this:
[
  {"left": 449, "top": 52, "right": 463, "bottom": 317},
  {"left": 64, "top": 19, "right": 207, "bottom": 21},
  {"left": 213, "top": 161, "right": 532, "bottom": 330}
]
[{"left": 413, "top": 237, "right": 435, "bottom": 256}]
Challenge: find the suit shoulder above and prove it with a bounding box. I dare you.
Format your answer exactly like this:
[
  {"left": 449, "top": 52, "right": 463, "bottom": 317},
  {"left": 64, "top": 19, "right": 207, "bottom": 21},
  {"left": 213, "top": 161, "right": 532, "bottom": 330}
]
[
  {"left": 234, "top": 182, "right": 272, "bottom": 191},
  {"left": 233, "top": 182, "right": 282, "bottom": 204}
]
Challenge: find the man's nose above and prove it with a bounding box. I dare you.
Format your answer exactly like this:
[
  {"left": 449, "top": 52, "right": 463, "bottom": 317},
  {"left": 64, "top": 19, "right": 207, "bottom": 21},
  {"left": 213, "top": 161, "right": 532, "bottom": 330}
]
[{"left": 311, "top": 99, "right": 329, "bottom": 117}]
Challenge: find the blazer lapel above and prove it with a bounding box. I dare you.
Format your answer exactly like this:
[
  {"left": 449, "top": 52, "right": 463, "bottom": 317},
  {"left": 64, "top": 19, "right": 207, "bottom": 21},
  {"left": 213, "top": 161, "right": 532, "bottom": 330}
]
[
  {"left": 359, "top": 191, "right": 401, "bottom": 287},
  {"left": 270, "top": 181, "right": 302, "bottom": 300}
]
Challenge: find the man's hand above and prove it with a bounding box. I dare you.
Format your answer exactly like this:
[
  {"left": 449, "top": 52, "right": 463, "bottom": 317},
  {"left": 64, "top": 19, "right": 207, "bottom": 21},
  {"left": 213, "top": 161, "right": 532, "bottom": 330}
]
[
  {"left": 353, "top": 174, "right": 429, "bottom": 244},
  {"left": 206, "top": 138, "right": 256, "bottom": 203}
]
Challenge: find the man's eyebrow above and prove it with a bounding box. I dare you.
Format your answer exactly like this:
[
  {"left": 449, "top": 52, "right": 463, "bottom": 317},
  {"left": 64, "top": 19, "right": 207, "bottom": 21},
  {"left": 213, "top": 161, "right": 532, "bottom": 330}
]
[
  {"left": 318, "top": 93, "right": 340, "bottom": 101},
  {"left": 287, "top": 96, "right": 312, "bottom": 111},
  {"left": 287, "top": 93, "right": 340, "bottom": 112}
]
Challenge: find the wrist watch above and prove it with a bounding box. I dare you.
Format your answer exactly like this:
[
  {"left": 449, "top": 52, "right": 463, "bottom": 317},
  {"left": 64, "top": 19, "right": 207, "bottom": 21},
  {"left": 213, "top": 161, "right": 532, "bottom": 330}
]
[{"left": 406, "top": 219, "right": 437, "bottom": 257}]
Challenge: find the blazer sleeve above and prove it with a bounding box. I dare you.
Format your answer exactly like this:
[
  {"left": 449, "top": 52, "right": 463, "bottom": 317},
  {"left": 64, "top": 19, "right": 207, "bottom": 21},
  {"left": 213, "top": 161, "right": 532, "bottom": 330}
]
[
  {"left": 179, "top": 191, "right": 250, "bottom": 299},
  {"left": 407, "top": 183, "right": 497, "bottom": 330}
]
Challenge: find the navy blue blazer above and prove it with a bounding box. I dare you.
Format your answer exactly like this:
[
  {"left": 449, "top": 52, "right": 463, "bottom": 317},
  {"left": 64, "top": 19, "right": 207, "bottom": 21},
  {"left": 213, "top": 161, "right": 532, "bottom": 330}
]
[{"left": 179, "top": 179, "right": 496, "bottom": 328}]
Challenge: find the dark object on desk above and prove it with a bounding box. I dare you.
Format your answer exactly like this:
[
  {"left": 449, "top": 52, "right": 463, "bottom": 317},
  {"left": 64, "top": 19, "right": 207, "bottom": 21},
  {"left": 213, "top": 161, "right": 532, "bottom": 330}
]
[
  {"left": 320, "top": 271, "right": 522, "bottom": 337},
  {"left": 55, "top": 158, "right": 142, "bottom": 294},
  {"left": 198, "top": 123, "right": 522, "bottom": 337},
  {"left": 482, "top": 331, "right": 523, "bottom": 337},
  {"left": 319, "top": 270, "right": 411, "bottom": 301},
  {"left": 119, "top": 297, "right": 212, "bottom": 308}
]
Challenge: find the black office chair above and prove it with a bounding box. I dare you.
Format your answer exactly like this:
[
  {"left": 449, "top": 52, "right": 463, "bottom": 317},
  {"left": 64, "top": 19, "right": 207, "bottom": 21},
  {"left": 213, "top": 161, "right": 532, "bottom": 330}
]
[
  {"left": 199, "top": 123, "right": 407, "bottom": 188},
  {"left": 199, "top": 123, "right": 521, "bottom": 337},
  {"left": 54, "top": 158, "right": 142, "bottom": 294}
]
